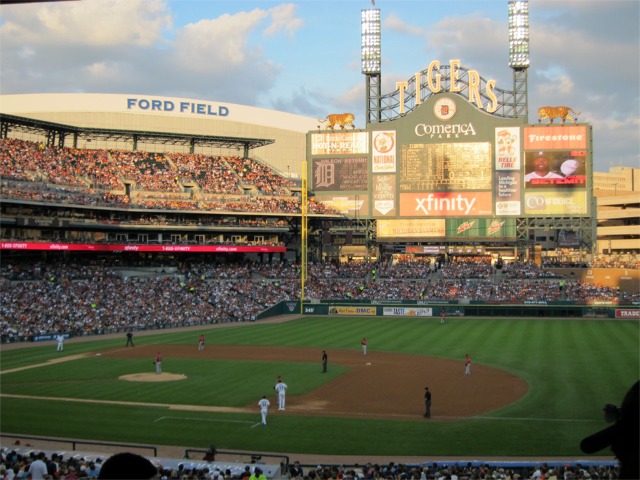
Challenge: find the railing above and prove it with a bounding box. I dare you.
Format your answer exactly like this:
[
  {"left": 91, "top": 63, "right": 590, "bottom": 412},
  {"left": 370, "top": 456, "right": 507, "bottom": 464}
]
[
  {"left": 0, "top": 433, "right": 157, "bottom": 457},
  {"left": 183, "top": 449, "right": 289, "bottom": 474}
]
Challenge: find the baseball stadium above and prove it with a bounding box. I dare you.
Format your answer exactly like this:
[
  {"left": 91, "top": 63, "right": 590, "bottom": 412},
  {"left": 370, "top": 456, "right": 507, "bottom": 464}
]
[{"left": 1, "top": 1, "right": 639, "bottom": 480}]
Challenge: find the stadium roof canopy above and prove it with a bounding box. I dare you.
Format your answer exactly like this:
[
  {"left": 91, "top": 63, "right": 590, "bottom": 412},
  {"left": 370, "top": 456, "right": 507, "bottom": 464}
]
[{"left": 0, "top": 113, "right": 275, "bottom": 151}]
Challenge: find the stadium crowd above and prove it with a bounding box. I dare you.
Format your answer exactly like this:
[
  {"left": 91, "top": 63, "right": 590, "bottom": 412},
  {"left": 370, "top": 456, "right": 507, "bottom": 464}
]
[
  {"left": 1, "top": 257, "right": 637, "bottom": 343},
  {"left": 0, "top": 448, "right": 625, "bottom": 480},
  {"left": 1, "top": 139, "right": 338, "bottom": 215}
]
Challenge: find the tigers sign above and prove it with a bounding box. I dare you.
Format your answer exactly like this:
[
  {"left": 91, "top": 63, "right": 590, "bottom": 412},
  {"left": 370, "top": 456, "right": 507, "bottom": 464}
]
[{"left": 396, "top": 59, "right": 499, "bottom": 114}]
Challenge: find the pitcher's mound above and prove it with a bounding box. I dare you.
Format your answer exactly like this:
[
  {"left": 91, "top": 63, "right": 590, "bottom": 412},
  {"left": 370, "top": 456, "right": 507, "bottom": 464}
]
[{"left": 120, "top": 372, "right": 187, "bottom": 382}]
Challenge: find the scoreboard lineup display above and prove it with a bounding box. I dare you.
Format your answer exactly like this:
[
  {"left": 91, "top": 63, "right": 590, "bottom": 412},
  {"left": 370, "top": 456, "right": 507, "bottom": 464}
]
[
  {"left": 399, "top": 143, "right": 492, "bottom": 191},
  {"left": 308, "top": 92, "right": 591, "bottom": 242}
]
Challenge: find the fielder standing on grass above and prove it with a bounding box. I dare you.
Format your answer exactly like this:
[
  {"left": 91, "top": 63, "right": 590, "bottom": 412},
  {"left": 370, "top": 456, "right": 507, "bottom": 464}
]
[
  {"left": 275, "top": 376, "right": 288, "bottom": 411},
  {"left": 258, "top": 395, "right": 270, "bottom": 426},
  {"left": 56, "top": 333, "right": 64, "bottom": 352}
]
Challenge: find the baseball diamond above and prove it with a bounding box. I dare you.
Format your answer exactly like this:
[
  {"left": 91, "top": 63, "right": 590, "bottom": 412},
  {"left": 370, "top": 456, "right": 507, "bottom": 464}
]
[
  {"left": 106, "top": 344, "right": 527, "bottom": 419},
  {"left": 1, "top": 315, "right": 638, "bottom": 461}
]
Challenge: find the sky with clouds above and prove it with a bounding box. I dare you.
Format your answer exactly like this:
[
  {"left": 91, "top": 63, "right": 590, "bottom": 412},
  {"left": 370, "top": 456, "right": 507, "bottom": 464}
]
[{"left": 1, "top": 0, "right": 638, "bottom": 172}]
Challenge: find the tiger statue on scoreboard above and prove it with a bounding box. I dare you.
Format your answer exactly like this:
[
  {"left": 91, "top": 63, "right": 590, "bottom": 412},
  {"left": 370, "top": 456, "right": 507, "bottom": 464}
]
[
  {"left": 537, "top": 106, "right": 581, "bottom": 124},
  {"left": 317, "top": 113, "right": 356, "bottom": 130}
]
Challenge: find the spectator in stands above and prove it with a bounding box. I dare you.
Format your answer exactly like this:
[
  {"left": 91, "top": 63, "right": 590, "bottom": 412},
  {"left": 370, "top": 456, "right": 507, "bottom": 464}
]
[
  {"left": 289, "top": 461, "right": 304, "bottom": 479},
  {"left": 2, "top": 255, "right": 638, "bottom": 344},
  {"left": 249, "top": 467, "right": 267, "bottom": 480},
  {"left": 27, "top": 452, "right": 48, "bottom": 480},
  {"left": 0, "top": 139, "right": 341, "bottom": 216}
]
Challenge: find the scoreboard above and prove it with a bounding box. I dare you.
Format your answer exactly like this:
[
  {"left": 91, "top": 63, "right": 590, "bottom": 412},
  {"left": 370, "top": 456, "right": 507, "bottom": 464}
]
[{"left": 307, "top": 94, "right": 592, "bottom": 242}]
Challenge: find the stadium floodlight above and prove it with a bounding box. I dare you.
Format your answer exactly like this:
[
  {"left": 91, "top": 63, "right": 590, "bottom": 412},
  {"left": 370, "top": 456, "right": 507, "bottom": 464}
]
[
  {"left": 361, "top": 9, "right": 381, "bottom": 74},
  {"left": 508, "top": 1, "right": 530, "bottom": 69}
]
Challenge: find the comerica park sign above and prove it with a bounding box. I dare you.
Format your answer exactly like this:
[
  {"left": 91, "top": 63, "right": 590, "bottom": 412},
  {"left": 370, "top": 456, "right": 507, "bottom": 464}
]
[{"left": 395, "top": 59, "right": 499, "bottom": 115}]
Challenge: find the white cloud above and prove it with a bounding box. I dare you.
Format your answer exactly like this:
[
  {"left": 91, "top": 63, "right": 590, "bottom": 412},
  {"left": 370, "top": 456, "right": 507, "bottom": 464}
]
[
  {"left": 536, "top": 74, "right": 575, "bottom": 99},
  {"left": 2, "top": 0, "right": 172, "bottom": 47},
  {"left": 82, "top": 61, "right": 124, "bottom": 85},
  {"left": 264, "top": 4, "right": 303, "bottom": 38},
  {"left": 385, "top": 12, "right": 424, "bottom": 37},
  {"left": 173, "top": 10, "right": 267, "bottom": 69}
]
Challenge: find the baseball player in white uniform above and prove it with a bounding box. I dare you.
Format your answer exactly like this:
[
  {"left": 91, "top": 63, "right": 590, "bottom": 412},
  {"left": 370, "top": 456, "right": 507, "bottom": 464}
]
[
  {"left": 56, "top": 334, "right": 65, "bottom": 352},
  {"left": 258, "top": 395, "right": 270, "bottom": 426},
  {"left": 275, "top": 377, "right": 288, "bottom": 410}
]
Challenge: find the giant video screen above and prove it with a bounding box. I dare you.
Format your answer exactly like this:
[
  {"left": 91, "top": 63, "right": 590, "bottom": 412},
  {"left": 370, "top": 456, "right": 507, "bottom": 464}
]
[{"left": 522, "top": 125, "right": 590, "bottom": 216}]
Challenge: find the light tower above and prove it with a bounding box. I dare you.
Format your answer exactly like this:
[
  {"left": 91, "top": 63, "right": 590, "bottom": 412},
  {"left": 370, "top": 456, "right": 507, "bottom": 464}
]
[
  {"left": 361, "top": 7, "right": 381, "bottom": 125},
  {"left": 508, "top": 0, "right": 530, "bottom": 119}
]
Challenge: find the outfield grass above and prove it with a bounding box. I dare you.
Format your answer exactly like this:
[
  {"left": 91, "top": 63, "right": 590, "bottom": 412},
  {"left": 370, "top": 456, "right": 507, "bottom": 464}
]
[{"left": 1, "top": 316, "right": 638, "bottom": 457}]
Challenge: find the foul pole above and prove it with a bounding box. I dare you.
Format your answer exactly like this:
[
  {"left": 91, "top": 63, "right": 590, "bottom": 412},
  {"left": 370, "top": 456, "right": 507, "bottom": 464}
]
[{"left": 300, "top": 160, "right": 308, "bottom": 313}]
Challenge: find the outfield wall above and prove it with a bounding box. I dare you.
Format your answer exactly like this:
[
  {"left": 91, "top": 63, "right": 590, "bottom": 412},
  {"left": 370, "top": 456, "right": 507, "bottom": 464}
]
[{"left": 262, "top": 301, "right": 640, "bottom": 320}]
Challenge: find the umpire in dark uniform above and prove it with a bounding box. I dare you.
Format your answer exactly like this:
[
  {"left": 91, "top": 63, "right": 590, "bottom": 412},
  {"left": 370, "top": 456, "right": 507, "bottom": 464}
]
[{"left": 424, "top": 387, "right": 432, "bottom": 418}]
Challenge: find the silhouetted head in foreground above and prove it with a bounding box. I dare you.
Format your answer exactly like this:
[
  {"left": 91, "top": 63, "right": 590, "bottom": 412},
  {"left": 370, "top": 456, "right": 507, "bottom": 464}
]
[
  {"left": 580, "top": 380, "right": 639, "bottom": 480},
  {"left": 98, "top": 452, "right": 157, "bottom": 480}
]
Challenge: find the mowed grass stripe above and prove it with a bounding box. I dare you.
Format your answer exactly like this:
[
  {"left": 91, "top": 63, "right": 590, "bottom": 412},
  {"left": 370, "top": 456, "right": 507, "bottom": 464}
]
[
  {"left": 584, "top": 321, "right": 639, "bottom": 401},
  {"left": 1, "top": 357, "right": 349, "bottom": 407}
]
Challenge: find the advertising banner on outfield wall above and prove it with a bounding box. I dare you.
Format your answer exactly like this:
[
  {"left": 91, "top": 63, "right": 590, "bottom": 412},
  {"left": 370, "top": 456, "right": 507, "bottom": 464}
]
[
  {"left": 328, "top": 306, "right": 377, "bottom": 316},
  {"left": 383, "top": 307, "right": 433, "bottom": 317}
]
